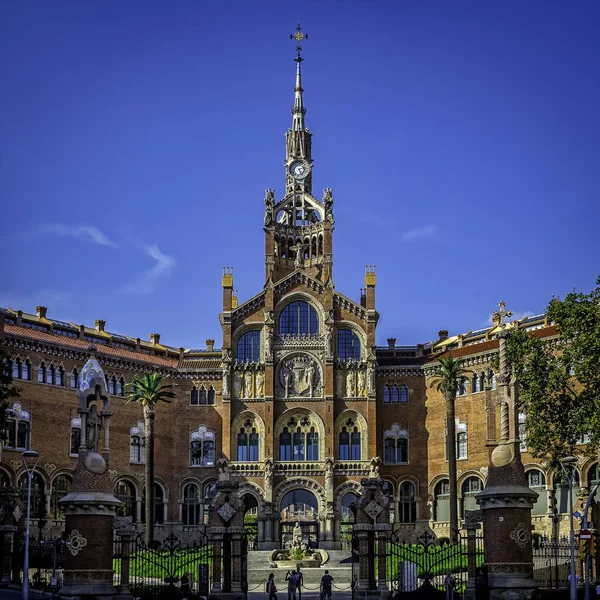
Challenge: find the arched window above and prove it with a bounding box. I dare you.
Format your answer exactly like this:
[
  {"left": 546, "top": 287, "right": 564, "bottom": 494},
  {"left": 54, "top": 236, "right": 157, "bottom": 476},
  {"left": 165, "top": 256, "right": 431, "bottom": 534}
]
[
  {"left": 190, "top": 426, "right": 215, "bottom": 467},
  {"left": 479, "top": 372, "right": 485, "bottom": 391},
  {"left": 461, "top": 477, "right": 483, "bottom": 517},
  {"left": 237, "top": 330, "right": 261, "bottom": 362},
  {"left": 18, "top": 472, "right": 45, "bottom": 519},
  {"left": 56, "top": 366, "right": 64, "bottom": 386},
  {"left": 2, "top": 402, "right": 31, "bottom": 450},
  {"left": 38, "top": 362, "right": 46, "bottom": 383},
  {"left": 383, "top": 385, "right": 391, "bottom": 403},
  {"left": 12, "top": 358, "right": 21, "bottom": 379},
  {"left": 399, "top": 481, "right": 417, "bottom": 523},
  {"left": 207, "top": 387, "right": 216, "bottom": 404},
  {"left": 434, "top": 479, "right": 450, "bottom": 522},
  {"left": 341, "top": 493, "right": 358, "bottom": 522},
  {"left": 384, "top": 424, "right": 408, "bottom": 465},
  {"left": 399, "top": 385, "right": 409, "bottom": 403},
  {"left": 279, "top": 301, "right": 319, "bottom": 335},
  {"left": 199, "top": 389, "right": 207, "bottom": 405},
  {"left": 472, "top": 373, "right": 480, "bottom": 393},
  {"left": 115, "top": 480, "right": 136, "bottom": 521},
  {"left": 141, "top": 483, "right": 165, "bottom": 525},
  {"left": 182, "top": 483, "right": 201, "bottom": 526},
  {"left": 339, "top": 418, "right": 361, "bottom": 460},
  {"left": 457, "top": 431, "right": 468, "bottom": 460},
  {"left": 237, "top": 419, "right": 260, "bottom": 462},
  {"left": 117, "top": 377, "right": 125, "bottom": 396},
  {"left": 458, "top": 378, "right": 467, "bottom": 396},
  {"left": 71, "top": 368, "right": 79, "bottom": 389},
  {"left": 588, "top": 464, "right": 600, "bottom": 503},
  {"left": 191, "top": 388, "right": 199, "bottom": 405},
  {"left": 337, "top": 329, "right": 361, "bottom": 361},
  {"left": 391, "top": 385, "right": 399, "bottom": 403},
  {"left": 279, "top": 428, "right": 292, "bottom": 461},
  {"left": 70, "top": 417, "right": 81, "bottom": 455},
  {"left": 528, "top": 469, "right": 547, "bottom": 515},
  {"left": 51, "top": 474, "right": 72, "bottom": 519},
  {"left": 109, "top": 376, "right": 116, "bottom": 395},
  {"left": 490, "top": 371, "right": 496, "bottom": 390},
  {"left": 48, "top": 364, "right": 56, "bottom": 385},
  {"left": 22, "top": 359, "right": 31, "bottom": 381}
]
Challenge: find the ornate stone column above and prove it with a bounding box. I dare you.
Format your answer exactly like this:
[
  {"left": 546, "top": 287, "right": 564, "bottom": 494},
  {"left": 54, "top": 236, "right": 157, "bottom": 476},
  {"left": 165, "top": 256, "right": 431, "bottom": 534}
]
[
  {"left": 353, "top": 477, "right": 392, "bottom": 599},
  {"left": 477, "top": 304, "right": 537, "bottom": 600},
  {"left": 58, "top": 356, "right": 127, "bottom": 599}
]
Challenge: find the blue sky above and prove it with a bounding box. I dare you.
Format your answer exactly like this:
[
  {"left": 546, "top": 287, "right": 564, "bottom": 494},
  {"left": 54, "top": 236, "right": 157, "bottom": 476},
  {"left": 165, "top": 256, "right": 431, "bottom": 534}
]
[{"left": 2, "top": 1, "right": 599, "bottom": 349}]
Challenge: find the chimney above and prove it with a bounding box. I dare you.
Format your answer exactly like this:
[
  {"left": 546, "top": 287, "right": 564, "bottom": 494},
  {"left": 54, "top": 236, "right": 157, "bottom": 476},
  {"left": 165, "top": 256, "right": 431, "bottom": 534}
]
[
  {"left": 135, "top": 337, "right": 141, "bottom": 351},
  {"left": 36, "top": 306, "right": 48, "bottom": 319},
  {"left": 387, "top": 337, "right": 396, "bottom": 348},
  {"left": 438, "top": 329, "right": 449, "bottom": 341},
  {"left": 179, "top": 347, "right": 185, "bottom": 361},
  {"left": 95, "top": 320, "right": 106, "bottom": 332},
  {"left": 206, "top": 339, "right": 215, "bottom": 351},
  {"left": 17, "top": 310, "right": 23, "bottom": 326},
  {"left": 79, "top": 324, "right": 85, "bottom": 339},
  {"left": 150, "top": 333, "right": 161, "bottom": 345}
]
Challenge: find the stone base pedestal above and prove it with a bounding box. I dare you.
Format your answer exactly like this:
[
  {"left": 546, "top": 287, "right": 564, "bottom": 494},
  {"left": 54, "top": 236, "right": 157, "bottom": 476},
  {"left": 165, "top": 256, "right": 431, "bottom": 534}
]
[
  {"left": 208, "top": 593, "right": 246, "bottom": 600},
  {"left": 352, "top": 589, "right": 391, "bottom": 599}
]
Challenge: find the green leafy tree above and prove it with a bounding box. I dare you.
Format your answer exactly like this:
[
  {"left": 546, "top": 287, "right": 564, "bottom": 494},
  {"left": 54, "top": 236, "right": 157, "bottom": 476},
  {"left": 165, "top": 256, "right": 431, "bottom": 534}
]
[
  {"left": 429, "top": 355, "right": 472, "bottom": 540},
  {"left": 506, "top": 276, "right": 600, "bottom": 461},
  {"left": 0, "top": 348, "right": 20, "bottom": 435},
  {"left": 126, "top": 373, "right": 176, "bottom": 545}
]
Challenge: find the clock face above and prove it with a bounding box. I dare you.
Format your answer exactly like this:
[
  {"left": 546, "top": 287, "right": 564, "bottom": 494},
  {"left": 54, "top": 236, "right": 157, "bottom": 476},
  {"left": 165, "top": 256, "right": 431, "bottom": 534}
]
[{"left": 289, "top": 160, "right": 309, "bottom": 180}]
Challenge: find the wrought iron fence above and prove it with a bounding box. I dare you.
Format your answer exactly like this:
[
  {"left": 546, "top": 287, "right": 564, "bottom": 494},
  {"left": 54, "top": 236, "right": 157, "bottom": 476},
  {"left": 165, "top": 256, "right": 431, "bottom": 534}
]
[{"left": 532, "top": 535, "right": 583, "bottom": 589}]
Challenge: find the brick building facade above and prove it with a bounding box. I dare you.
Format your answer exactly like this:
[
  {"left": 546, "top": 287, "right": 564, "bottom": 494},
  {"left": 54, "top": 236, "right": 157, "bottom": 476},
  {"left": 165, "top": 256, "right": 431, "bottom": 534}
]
[{"left": 1, "top": 34, "right": 597, "bottom": 550}]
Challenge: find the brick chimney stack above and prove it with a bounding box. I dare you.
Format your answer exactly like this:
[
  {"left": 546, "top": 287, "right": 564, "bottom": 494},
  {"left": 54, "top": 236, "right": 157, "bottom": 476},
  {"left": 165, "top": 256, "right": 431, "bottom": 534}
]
[
  {"left": 206, "top": 339, "right": 215, "bottom": 351},
  {"left": 387, "top": 337, "right": 396, "bottom": 348},
  {"left": 150, "top": 333, "right": 161, "bottom": 345},
  {"left": 438, "top": 329, "right": 449, "bottom": 341},
  {"left": 36, "top": 306, "right": 48, "bottom": 319},
  {"left": 95, "top": 320, "right": 106, "bottom": 332}
]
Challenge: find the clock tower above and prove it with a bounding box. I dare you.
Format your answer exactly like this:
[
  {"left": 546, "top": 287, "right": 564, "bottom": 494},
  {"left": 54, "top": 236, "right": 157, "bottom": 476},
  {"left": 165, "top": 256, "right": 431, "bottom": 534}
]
[{"left": 264, "top": 24, "right": 334, "bottom": 285}]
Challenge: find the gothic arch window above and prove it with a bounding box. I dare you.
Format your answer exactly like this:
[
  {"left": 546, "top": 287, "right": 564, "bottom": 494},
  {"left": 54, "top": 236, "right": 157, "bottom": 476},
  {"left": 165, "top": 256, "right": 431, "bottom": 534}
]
[
  {"left": 461, "top": 476, "right": 483, "bottom": 517},
  {"left": 434, "top": 479, "right": 450, "bottom": 522},
  {"left": 117, "top": 377, "right": 125, "bottom": 396},
  {"left": 489, "top": 370, "right": 496, "bottom": 389},
  {"left": 458, "top": 377, "right": 467, "bottom": 396},
  {"left": 339, "top": 419, "right": 361, "bottom": 460},
  {"left": 2, "top": 402, "right": 31, "bottom": 450},
  {"left": 22, "top": 359, "right": 31, "bottom": 381},
  {"left": 191, "top": 388, "right": 199, "bottom": 405},
  {"left": 384, "top": 424, "right": 408, "bottom": 465},
  {"left": 109, "top": 376, "right": 116, "bottom": 395},
  {"left": 479, "top": 372, "right": 485, "bottom": 391},
  {"left": 56, "top": 365, "right": 64, "bottom": 386},
  {"left": 12, "top": 358, "right": 21, "bottom": 379},
  {"left": 399, "top": 481, "right": 417, "bottom": 523},
  {"left": 279, "top": 415, "right": 320, "bottom": 462},
  {"left": 70, "top": 417, "right": 81, "bottom": 455},
  {"left": 207, "top": 387, "right": 215, "bottom": 404},
  {"left": 130, "top": 422, "right": 146, "bottom": 464},
  {"left": 115, "top": 480, "right": 137, "bottom": 521},
  {"left": 141, "top": 483, "right": 165, "bottom": 525},
  {"left": 182, "top": 482, "right": 201, "bottom": 526},
  {"left": 391, "top": 385, "right": 399, "bottom": 403},
  {"left": 190, "top": 426, "right": 215, "bottom": 467},
  {"left": 399, "top": 385, "right": 409, "bottom": 403},
  {"left": 280, "top": 428, "right": 292, "bottom": 460},
  {"left": 527, "top": 469, "right": 547, "bottom": 515},
  {"left": 588, "top": 463, "right": 600, "bottom": 503},
  {"left": 383, "top": 385, "right": 391, "bottom": 403},
  {"left": 337, "top": 329, "right": 361, "bottom": 361},
  {"left": 18, "top": 472, "right": 45, "bottom": 519},
  {"left": 279, "top": 301, "right": 319, "bottom": 335},
  {"left": 472, "top": 373, "right": 480, "bottom": 393},
  {"left": 237, "top": 418, "right": 260, "bottom": 462},
  {"left": 38, "top": 362, "right": 46, "bottom": 383},
  {"left": 48, "top": 364, "right": 56, "bottom": 385},
  {"left": 50, "top": 474, "right": 72, "bottom": 519},
  {"left": 71, "top": 368, "right": 79, "bottom": 389},
  {"left": 237, "top": 330, "right": 261, "bottom": 362}
]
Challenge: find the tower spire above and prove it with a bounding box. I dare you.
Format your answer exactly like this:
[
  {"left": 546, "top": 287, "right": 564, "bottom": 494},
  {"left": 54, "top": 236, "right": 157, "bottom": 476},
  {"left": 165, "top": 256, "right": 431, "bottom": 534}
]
[{"left": 290, "top": 23, "right": 308, "bottom": 132}]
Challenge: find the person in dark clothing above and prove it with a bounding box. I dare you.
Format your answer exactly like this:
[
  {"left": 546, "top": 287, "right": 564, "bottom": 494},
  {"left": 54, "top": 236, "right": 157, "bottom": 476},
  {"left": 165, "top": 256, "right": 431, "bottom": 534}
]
[
  {"left": 180, "top": 573, "right": 190, "bottom": 599},
  {"left": 267, "top": 572, "right": 278, "bottom": 600},
  {"left": 320, "top": 570, "right": 334, "bottom": 599}
]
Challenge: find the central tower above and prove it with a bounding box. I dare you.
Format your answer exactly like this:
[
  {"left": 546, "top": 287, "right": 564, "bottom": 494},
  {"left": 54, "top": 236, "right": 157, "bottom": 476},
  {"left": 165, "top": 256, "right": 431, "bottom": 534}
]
[{"left": 264, "top": 24, "right": 334, "bottom": 285}]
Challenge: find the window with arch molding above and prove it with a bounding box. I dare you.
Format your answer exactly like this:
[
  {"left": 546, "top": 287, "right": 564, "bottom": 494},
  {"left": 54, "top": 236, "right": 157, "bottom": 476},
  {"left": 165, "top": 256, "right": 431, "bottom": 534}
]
[
  {"left": 337, "top": 329, "right": 361, "bottom": 361},
  {"left": 48, "top": 364, "right": 56, "bottom": 385},
  {"left": 279, "top": 414, "right": 319, "bottom": 461},
  {"left": 383, "top": 384, "right": 408, "bottom": 404},
  {"left": 51, "top": 474, "right": 72, "bottom": 519},
  {"left": 458, "top": 377, "right": 468, "bottom": 396},
  {"left": 142, "top": 483, "right": 165, "bottom": 524},
  {"left": 527, "top": 469, "right": 547, "bottom": 515},
  {"left": 56, "top": 366, "right": 64, "bottom": 386},
  {"left": 471, "top": 373, "right": 481, "bottom": 393},
  {"left": 237, "top": 330, "right": 261, "bottom": 362},
  {"left": 2, "top": 402, "right": 31, "bottom": 450},
  {"left": 461, "top": 476, "right": 483, "bottom": 517},
  {"left": 18, "top": 472, "right": 45, "bottom": 519},
  {"left": 130, "top": 422, "right": 146, "bottom": 463},
  {"left": 38, "top": 362, "right": 46, "bottom": 383},
  {"left": 434, "top": 479, "right": 450, "bottom": 522},
  {"left": 109, "top": 376, "right": 116, "bottom": 395},
  {"left": 278, "top": 301, "right": 319, "bottom": 335},
  {"left": 588, "top": 464, "right": 600, "bottom": 504},
  {"left": 399, "top": 481, "right": 417, "bottom": 523},
  {"left": 339, "top": 417, "right": 361, "bottom": 460},
  {"left": 71, "top": 368, "right": 79, "bottom": 389},
  {"left": 182, "top": 482, "right": 201, "bottom": 525},
  {"left": 237, "top": 417, "right": 260, "bottom": 461},
  {"left": 190, "top": 426, "right": 215, "bottom": 467},
  {"left": 12, "top": 358, "right": 31, "bottom": 380},
  {"left": 384, "top": 424, "right": 408, "bottom": 465},
  {"left": 115, "top": 480, "right": 136, "bottom": 521}
]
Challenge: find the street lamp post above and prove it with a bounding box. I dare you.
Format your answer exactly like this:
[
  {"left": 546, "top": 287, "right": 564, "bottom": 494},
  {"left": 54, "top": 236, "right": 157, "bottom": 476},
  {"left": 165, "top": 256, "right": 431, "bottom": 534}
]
[
  {"left": 561, "top": 456, "right": 578, "bottom": 600},
  {"left": 582, "top": 480, "right": 600, "bottom": 600},
  {"left": 21, "top": 450, "right": 40, "bottom": 600}
]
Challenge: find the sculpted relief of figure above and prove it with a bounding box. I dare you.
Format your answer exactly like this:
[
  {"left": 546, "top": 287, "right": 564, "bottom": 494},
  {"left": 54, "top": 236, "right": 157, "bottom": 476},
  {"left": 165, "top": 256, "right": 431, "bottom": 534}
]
[
  {"left": 244, "top": 371, "right": 254, "bottom": 398},
  {"left": 335, "top": 370, "right": 344, "bottom": 397},
  {"left": 265, "top": 326, "right": 273, "bottom": 361},
  {"left": 305, "top": 363, "right": 315, "bottom": 395},
  {"left": 278, "top": 356, "right": 322, "bottom": 399},
  {"left": 369, "top": 456, "right": 381, "bottom": 479},
  {"left": 86, "top": 404, "right": 101, "bottom": 452},
  {"left": 346, "top": 369, "right": 356, "bottom": 397},
  {"left": 367, "top": 365, "right": 375, "bottom": 395},
  {"left": 323, "top": 187, "right": 334, "bottom": 223},
  {"left": 264, "top": 188, "right": 275, "bottom": 226},
  {"left": 284, "top": 371, "right": 291, "bottom": 399},
  {"left": 233, "top": 372, "right": 242, "bottom": 398},
  {"left": 255, "top": 371, "right": 264, "bottom": 398},
  {"left": 263, "top": 457, "right": 274, "bottom": 491},
  {"left": 357, "top": 369, "right": 366, "bottom": 397},
  {"left": 222, "top": 369, "right": 230, "bottom": 396},
  {"left": 324, "top": 456, "right": 334, "bottom": 491}
]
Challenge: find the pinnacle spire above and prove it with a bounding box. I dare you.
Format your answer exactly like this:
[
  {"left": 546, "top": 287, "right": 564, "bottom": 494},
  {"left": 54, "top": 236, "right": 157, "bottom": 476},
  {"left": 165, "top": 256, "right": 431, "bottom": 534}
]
[{"left": 290, "top": 23, "right": 308, "bottom": 131}]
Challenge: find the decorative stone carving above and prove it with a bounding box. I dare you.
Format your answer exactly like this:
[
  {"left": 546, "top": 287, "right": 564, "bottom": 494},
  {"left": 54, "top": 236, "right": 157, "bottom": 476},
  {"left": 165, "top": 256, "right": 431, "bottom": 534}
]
[
  {"left": 217, "top": 501, "right": 236, "bottom": 524},
  {"left": 43, "top": 463, "right": 57, "bottom": 475},
  {"left": 255, "top": 371, "right": 264, "bottom": 397},
  {"left": 367, "top": 365, "right": 375, "bottom": 395},
  {"left": 233, "top": 372, "right": 242, "bottom": 397},
  {"left": 324, "top": 456, "right": 334, "bottom": 492},
  {"left": 369, "top": 456, "right": 381, "bottom": 479},
  {"left": 509, "top": 523, "right": 530, "bottom": 548},
  {"left": 217, "top": 458, "right": 230, "bottom": 482},
  {"left": 13, "top": 505, "right": 22, "bottom": 522},
  {"left": 264, "top": 188, "right": 275, "bottom": 226},
  {"left": 222, "top": 369, "right": 230, "bottom": 396},
  {"left": 10, "top": 460, "right": 20, "bottom": 472},
  {"left": 67, "top": 529, "right": 88, "bottom": 556},
  {"left": 364, "top": 499, "right": 383, "bottom": 520},
  {"left": 357, "top": 369, "right": 366, "bottom": 397},
  {"left": 323, "top": 188, "right": 334, "bottom": 223},
  {"left": 335, "top": 370, "right": 344, "bottom": 397},
  {"left": 108, "top": 470, "right": 118, "bottom": 481},
  {"left": 263, "top": 457, "right": 273, "bottom": 492},
  {"left": 346, "top": 369, "right": 356, "bottom": 397},
  {"left": 244, "top": 371, "right": 254, "bottom": 398},
  {"left": 278, "top": 355, "right": 322, "bottom": 398}
]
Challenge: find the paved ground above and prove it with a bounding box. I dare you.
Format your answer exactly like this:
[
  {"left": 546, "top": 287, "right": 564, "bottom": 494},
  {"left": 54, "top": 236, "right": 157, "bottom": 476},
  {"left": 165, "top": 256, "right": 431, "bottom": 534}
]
[{"left": 248, "top": 593, "right": 352, "bottom": 600}]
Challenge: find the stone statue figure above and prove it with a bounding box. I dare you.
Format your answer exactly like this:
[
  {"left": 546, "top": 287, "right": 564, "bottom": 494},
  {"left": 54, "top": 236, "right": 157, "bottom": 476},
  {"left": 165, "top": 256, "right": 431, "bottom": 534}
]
[
  {"left": 358, "top": 369, "right": 366, "bottom": 397},
  {"left": 369, "top": 456, "right": 381, "bottom": 479},
  {"left": 264, "top": 310, "right": 274, "bottom": 326},
  {"left": 293, "top": 521, "right": 302, "bottom": 544},
  {"left": 217, "top": 459, "right": 230, "bottom": 482},
  {"left": 256, "top": 371, "right": 264, "bottom": 397},
  {"left": 294, "top": 244, "right": 304, "bottom": 269},
  {"left": 265, "top": 326, "right": 273, "bottom": 360},
  {"left": 325, "top": 456, "right": 334, "bottom": 491},
  {"left": 367, "top": 365, "right": 375, "bottom": 395},
  {"left": 263, "top": 457, "right": 274, "bottom": 491},
  {"left": 325, "top": 327, "right": 333, "bottom": 359},
  {"left": 264, "top": 188, "right": 275, "bottom": 226},
  {"left": 233, "top": 372, "right": 242, "bottom": 398},
  {"left": 335, "top": 370, "right": 344, "bottom": 397},
  {"left": 346, "top": 369, "right": 356, "bottom": 397},
  {"left": 244, "top": 371, "right": 253, "bottom": 398},
  {"left": 222, "top": 348, "right": 232, "bottom": 364},
  {"left": 86, "top": 404, "right": 101, "bottom": 452},
  {"left": 323, "top": 188, "right": 334, "bottom": 223},
  {"left": 222, "top": 369, "right": 230, "bottom": 396},
  {"left": 284, "top": 371, "right": 291, "bottom": 399},
  {"left": 306, "top": 363, "right": 315, "bottom": 395}
]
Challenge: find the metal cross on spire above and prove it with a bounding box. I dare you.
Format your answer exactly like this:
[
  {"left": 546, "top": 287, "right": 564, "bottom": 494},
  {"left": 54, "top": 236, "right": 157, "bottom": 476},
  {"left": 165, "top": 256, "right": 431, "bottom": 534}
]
[
  {"left": 290, "top": 23, "right": 308, "bottom": 61},
  {"left": 493, "top": 301, "right": 513, "bottom": 330}
]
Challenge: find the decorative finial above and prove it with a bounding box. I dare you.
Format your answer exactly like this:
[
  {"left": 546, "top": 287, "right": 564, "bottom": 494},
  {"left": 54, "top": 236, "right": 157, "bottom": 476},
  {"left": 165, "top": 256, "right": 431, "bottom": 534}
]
[
  {"left": 290, "top": 23, "right": 308, "bottom": 61},
  {"left": 492, "top": 301, "right": 513, "bottom": 330}
]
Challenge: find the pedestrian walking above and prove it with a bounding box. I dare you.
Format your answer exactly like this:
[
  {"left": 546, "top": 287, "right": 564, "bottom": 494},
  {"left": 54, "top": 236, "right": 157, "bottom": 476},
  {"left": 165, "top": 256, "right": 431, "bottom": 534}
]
[
  {"left": 320, "top": 569, "right": 334, "bottom": 600},
  {"left": 296, "top": 566, "right": 303, "bottom": 600},
  {"left": 286, "top": 570, "right": 298, "bottom": 600},
  {"left": 267, "top": 573, "right": 278, "bottom": 600}
]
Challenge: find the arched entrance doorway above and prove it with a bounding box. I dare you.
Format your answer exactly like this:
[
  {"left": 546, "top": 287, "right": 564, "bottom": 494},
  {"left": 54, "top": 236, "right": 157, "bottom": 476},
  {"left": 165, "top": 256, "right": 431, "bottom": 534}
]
[
  {"left": 242, "top": 493, "right": 259, "bottom": 550},
  {"left": 280, "top": 489, "right": 319, "bottom": 548}
]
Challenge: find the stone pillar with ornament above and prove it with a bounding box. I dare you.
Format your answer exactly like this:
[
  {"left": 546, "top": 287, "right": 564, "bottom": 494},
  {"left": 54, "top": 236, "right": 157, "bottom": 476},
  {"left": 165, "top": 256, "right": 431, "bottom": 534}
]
[
  {"left": 58, "top": 355, "right": 127, "bottom": 599},
  {"left": 353, "top": 475, "right": 392, "bottom": 599},
  {"left": 477, "top": 303, "right": 538, "bottom": 600},
  {"left": 207, "top": 460, "right": 246, "bottom": 600}
]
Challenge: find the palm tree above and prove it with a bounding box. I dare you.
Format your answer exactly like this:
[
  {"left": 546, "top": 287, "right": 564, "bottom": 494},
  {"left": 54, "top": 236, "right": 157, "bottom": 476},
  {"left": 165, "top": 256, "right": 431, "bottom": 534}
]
[
  {"left": 429, "top": 355, "right": 472, "bottom": 541},
  {"left": 126, "top": 373, "right": 176, "bottom": 545}
]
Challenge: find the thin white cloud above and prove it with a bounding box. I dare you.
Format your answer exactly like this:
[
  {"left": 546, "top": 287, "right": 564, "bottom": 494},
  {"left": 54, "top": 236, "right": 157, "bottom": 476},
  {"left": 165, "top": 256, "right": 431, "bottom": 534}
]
[
  {"left": 39, "top": 224, "right": 118, "bottom": 248},
  {"left": 121, "top": 244, "right": 176, "bottom": 294},
  {"left": 399, "top": 224, "right": 438, "bottom": 242}
]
